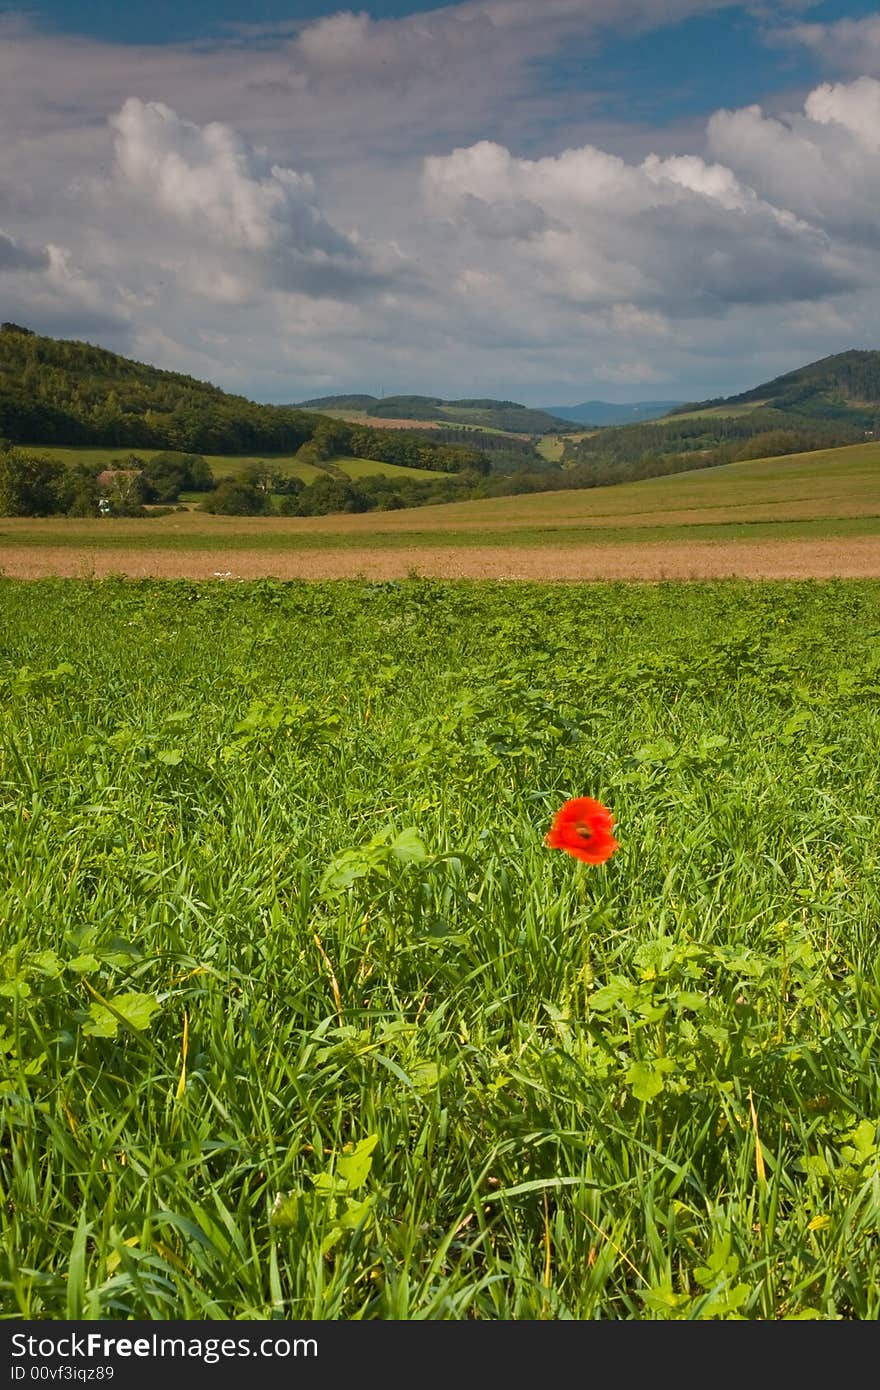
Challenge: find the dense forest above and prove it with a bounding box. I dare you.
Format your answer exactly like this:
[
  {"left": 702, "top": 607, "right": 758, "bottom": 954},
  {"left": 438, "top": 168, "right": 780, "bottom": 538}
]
[{"left": 0, "top": 323, "right": 323, "bottom": 453}]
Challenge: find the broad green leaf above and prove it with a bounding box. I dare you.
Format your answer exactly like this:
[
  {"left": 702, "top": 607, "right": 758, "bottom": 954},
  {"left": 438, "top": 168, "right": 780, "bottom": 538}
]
[
  {"left": 626, "top": 1058, "right": 675, "bottom": 1103},
  {"left": 67, "top": 954, "right": 101, "bottom": 974},
  {"left": 389, "top": 827, "right": 427, "bottom": 863},
  {"left": 312, "top": 1172, "right": 343, "bottom": 1196},
  {"left": 589, "top": 979, "right": 638, "bottom": 1013},
  {"left": 319, "top": 848, "right": 382, "bottom": 894},
  {"left": 337, "top": 1194, "right": 374, "bottom": 1231},
  {"left": 798, "top": 1153, "right": 831, "bottom": 1178},
  {"left": 841, "top": 1118, "right": 877, "bottom": 1164},
  {"left": 0, "top": 979, "right": 31, "bottom": 1000},
  {"left": 83, "top": 991, "right": 161, "bottom": 1039},
  {"left": 408, "top": 1060, "right": 448, "bottom": 1091},
  {"left": 32, "top": 950, "right": 63, "bottom": 977},
  {"left": 336, "top": 1134, "right": 379, "bottom": 1191}
]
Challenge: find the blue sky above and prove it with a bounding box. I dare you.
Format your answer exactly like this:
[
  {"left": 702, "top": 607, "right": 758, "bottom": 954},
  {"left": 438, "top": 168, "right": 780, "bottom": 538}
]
[
  {"left": 9, "top": 0, "right": 878, "bottom": 48},
  {"left": 2, "top": 1, "right": 880, "bottom": 403},
  {"left": 0, "top": 1, "right": 447, "bottom": 43}
]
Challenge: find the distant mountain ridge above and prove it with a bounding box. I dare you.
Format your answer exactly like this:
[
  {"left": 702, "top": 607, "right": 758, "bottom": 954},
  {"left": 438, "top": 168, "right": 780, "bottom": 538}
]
[
  {"left": 540, "top": 400, "right": 686, "bottom": 425},
  {"left": 293, "top": 392, "right": 572, "bottom": 434}
]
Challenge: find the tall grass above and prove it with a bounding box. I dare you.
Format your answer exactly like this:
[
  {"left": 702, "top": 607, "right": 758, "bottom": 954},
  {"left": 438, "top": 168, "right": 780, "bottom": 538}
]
[{"left": 1, "top": 577, "right": 878, "bottom": 1319}]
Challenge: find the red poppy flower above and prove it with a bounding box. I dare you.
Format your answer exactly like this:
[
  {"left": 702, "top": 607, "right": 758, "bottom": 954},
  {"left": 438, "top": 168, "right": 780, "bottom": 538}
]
[{"left": 545, "top": 797, "right": 619, "bottom": 864}]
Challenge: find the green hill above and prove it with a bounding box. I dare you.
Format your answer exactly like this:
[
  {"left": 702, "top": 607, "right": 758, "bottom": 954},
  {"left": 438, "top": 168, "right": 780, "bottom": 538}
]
[
  {"left": 671, "top": 349, "right": 880, "bottom": 424},
  {"left": 295, "top": 391, "right": 571, "bottom": 434},
  {"left": 0, "top": 322, "right": 320, "bottom": 455},
  {"left": 563, "top": 350, "right": 879, "bottom": 484}
]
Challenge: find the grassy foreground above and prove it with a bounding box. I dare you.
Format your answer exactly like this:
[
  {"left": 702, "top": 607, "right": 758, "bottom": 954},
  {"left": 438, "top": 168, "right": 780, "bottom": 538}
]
[{"left": 1, "top": 577, "right": 879, "bottom": 1320}]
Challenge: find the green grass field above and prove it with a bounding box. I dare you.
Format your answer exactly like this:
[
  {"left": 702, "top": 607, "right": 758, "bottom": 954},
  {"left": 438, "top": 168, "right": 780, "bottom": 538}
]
[
  {"left": 657, "top": 402, "right": 768, "bottom": 422},
  {"left": 1, "top": 577, "right": 878, "bottom": 1319},
  {"left": 207, "top": 456, "right": 452, "bottom": 485},
  {"left": 329, "top": 456, "right": 453, "bottom": 481},
  {"left": 536, "top": 435, "right": 565, "bottom": 462}
]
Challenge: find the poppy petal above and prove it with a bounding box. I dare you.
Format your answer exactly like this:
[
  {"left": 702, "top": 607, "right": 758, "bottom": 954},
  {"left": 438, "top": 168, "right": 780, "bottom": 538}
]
[{"left": 545, "top": 796, "right": 619, "bottom": 864}]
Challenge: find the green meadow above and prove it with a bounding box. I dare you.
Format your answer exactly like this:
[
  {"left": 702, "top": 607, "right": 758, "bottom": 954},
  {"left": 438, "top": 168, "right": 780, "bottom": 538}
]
[
  {"left": 15, "top": 445, "right": 452, "bottom": 488},
  {"left": 1, "top": 576, "right": 879, "bottom": 1319},
  {"left": 654, "top": 402, "right": 769, "bottom": 422}
]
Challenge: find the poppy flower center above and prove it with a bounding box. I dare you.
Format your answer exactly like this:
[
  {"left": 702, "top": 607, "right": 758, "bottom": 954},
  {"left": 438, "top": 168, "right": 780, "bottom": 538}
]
[{"left": 575, "top": 821, "right": 593, "bottom": 841}]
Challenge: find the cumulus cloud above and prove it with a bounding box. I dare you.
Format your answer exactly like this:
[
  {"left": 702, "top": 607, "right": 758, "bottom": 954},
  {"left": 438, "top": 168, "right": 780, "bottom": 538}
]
[
  {"left": 0, "top": 236, "right": 131, "bottom": 344},
  {"left": 422, "top": 133, "right": 858, "bottom": 318},
  {"left": 707, "top": 78, "right": 880, "bottom": 241},
  {"left": 1, "top": 5, "right": 878, "bottom": 403},
  {"left": 108, "top": 98, "right": 382, "bottom": 297},
  {"left": 805, "top": 77, "right": 880, "bottom": 152}
]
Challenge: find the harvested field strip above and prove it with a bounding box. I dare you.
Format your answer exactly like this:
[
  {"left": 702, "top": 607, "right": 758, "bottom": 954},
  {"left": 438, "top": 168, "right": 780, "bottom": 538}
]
[{"left": 3, "top": 535, "right": 880, "bottom": 581}]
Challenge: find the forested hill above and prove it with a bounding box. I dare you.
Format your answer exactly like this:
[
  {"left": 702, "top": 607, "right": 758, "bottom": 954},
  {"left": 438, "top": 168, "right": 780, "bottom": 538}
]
[
  {"left": 295, "top": 392, "right": 571, "bottom": 434},
  {"left": 562, "top": 349, "right": 880, "bottom": 483},
  {"left": 0, "top": 323, "right": 318, "bottom": 453},
  {"left": 671, "top": 349, "right": 880, "bottom": 422}
]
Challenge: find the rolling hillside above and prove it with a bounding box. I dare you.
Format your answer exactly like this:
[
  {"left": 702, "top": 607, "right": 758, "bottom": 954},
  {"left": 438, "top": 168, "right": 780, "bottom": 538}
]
[
  {"left": 6, "top": 328, "right": 879, "bottom": 519},
  {"left": 0, "top": 322, "right": 320, "bottom": 454},
  {"left": 562, "top": 350, "right": 879, "bottom": 483},
  {"left": 671, "top": 349, "right": 880, "bottom": 424}
]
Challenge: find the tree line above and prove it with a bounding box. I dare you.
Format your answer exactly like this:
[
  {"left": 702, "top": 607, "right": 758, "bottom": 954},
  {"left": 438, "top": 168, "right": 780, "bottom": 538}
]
[{"left": 0, "top": 445, "right": 216, "bottom": 517}]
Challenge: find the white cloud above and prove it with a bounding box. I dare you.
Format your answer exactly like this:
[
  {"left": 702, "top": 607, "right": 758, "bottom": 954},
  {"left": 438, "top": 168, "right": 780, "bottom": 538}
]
[
  {"left": 422, "top": 133, "right": 857, "bottom": 317},
  {"left": 0, "top": 236, "right": 131, "bottom": 343},
  {"left": 286, "top": 0, "right": 737, "bottom": 93},
  {"left": 0, "top": 5, "right": 877, "bottom": 403},
  {"left": 110, "top": 98, "right": 350, "bottom": 258},
  {"left": 594, "top": 358, "right": 669, "bottom": 385},
  {"left": 805, "top": 77, "right": 880, "bottom": 153},
  {"left": 707, "top": 78, "right": 880, "bottom": 240},
  {"left": 774, "top": 15, "right": 880, "bottom": 76}
]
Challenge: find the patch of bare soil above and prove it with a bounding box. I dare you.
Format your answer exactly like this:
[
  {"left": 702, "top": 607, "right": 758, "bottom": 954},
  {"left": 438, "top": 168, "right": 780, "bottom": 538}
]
[{"left": 3, "top": 536, "right": 880, "bottom": 581}]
